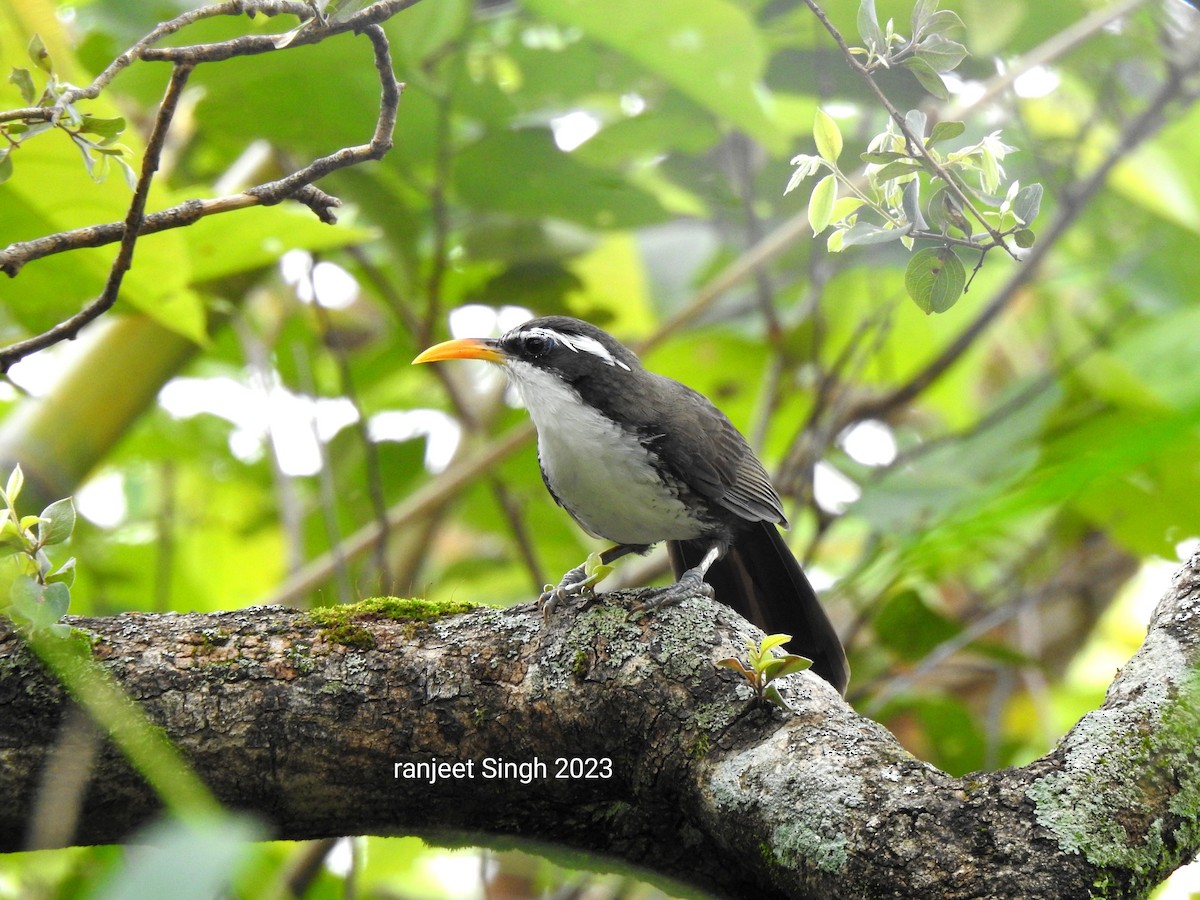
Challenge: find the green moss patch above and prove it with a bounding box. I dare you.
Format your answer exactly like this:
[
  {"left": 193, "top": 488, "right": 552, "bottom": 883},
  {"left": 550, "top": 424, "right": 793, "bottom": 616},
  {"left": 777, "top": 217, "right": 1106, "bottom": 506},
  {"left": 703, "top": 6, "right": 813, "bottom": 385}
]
[{"left": 308, "top": 596, "right": 478, "bottom": 647}]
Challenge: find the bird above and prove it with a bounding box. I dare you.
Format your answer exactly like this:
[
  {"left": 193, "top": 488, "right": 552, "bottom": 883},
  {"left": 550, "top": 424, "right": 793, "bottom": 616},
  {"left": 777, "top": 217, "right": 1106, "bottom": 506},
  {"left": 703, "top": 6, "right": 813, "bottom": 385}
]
[{"left": 413, "top": 316, "right": 849, "bottom": 695}]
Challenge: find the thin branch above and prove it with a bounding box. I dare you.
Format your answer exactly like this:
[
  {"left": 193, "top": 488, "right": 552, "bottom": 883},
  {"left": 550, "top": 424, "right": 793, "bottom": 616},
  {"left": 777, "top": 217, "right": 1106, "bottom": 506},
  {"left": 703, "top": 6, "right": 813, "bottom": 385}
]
[
  {"left": 799, "top": 0, "right": 1016, "bottom": 257},
  {"left": 488, "top": 477, "right": 547, "bottom": 592},
  {"left": 140, "top": 0, "right": 427, "bottom": 63},
  {"left": 1, "top": 22, "right": 400, "bottom": 277},
  {"left": 857, "top": 45, "right": 1200, "bottom": 421},
  {"left": 292, "top": 337, "right": 357, "bottom": 604},
  {"left": 0, "top": 63, "right": 194, "bottom": 374},
  {"left": 0, "top": 24, "right": 402, "bottom": 370},
  {"left": 5, "top": 2, "right": 309, "bottom": 124},
  {"left": 420, "top": 45, "right": 465, "bottom": 347}
]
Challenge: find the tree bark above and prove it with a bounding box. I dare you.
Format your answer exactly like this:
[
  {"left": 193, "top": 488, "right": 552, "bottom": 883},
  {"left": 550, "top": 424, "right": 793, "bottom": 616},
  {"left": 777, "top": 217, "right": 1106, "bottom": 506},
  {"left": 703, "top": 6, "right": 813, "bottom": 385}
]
[{"left": 2, "top": 555, "right": 1200, "bottom": 899}]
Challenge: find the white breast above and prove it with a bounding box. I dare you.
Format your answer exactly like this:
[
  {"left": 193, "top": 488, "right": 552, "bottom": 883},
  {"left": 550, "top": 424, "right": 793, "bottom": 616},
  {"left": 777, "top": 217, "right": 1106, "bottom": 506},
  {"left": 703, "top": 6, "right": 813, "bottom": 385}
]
[{"left": 507, "top": 362, "right": 707, "bottom": 545}]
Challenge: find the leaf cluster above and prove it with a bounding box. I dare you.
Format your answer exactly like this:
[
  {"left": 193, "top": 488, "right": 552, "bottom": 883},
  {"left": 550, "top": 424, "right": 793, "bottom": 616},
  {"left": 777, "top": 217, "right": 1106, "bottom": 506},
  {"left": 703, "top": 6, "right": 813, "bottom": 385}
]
[
  {"left": 718, "top": 633, "right": 812, "bottom": 711},
  {"left": 0, "top": 465, "right": 77, "bottom": 635},
  {"left": 854, "top": 0, "right": 967, "bottom": 100},
  {"left": 2, "top": 35, "right": 134, "bottom": 187},
  {"left": 789, "top": 106, "right": 1043, "bottom": 313}
]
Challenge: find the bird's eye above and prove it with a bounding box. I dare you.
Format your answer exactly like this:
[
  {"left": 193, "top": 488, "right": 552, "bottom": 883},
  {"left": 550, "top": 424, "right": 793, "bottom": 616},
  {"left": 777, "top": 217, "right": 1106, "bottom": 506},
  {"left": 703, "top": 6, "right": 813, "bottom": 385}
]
[{"left": 523, "top": 334, "right": 555, "bottom": 357}]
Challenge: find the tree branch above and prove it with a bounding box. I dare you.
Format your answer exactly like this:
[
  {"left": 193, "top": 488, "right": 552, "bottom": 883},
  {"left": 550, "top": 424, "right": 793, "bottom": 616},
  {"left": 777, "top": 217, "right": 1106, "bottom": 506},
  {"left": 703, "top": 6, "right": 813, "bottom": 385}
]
[
  {"left": 855, "top": 40, "right": 1200, "bottom": 422},
  {"left": 0, "top": 8, "right": 403, "bottom": 371},
  {"left": 4, "top": 551, "right": 1200, "bottom": 898},
  {"left": 0, "top": 63, "right": 193, "bottom": 373},
  {"left": 799, "top": 0, "right": 1016, "bottom": 257},
  {"left": 0, "top": 22, "right": 401, "bottom": 280}
]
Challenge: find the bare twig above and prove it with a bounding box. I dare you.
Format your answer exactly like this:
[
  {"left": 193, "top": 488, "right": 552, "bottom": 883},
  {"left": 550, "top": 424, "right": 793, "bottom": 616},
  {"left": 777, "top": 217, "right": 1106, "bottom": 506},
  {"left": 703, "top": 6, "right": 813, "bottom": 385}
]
[
  {"left": 141, "top": 0, "right": 426, "bottom": 61},
  {"left": 0, "top": 22, "right": 402, "bottom": 369},
  {"left": 4, "top": 2, "right": 310, "bottom": 126},
  {"left": 0, "top": 63, "right": 194, "bottom": 373}
]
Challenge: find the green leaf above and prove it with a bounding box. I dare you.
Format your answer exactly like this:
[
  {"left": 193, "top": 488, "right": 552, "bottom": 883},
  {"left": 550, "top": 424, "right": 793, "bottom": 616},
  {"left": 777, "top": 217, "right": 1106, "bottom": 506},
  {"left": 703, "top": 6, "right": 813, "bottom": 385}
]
[
  {"left": 927, "top": 120, "right": 966, "bottom": 147},
  {"left": 763, "top": 683, "right": 793, "bottom": 712},
  {"left": 0, "top": 148, "right": 12, "bottom": 185},
  {"left": 930, "top": 187, "right": 972, "bottom": 236},
  {"left": 905, "top": 246, "right": 966, "bottom": 313},
  {"left": 1014, "top": 228, "right": 1036, "bottom": 248},
  {"left": 717, "top": 657, "right": 753, "bottom": 678},
  {"left": 911, "top": 0, "right": 939, "bottom": 36},
  {"left": 813, "top": 109, "right": 842, "bottom": 163},
  {"left": 27, "top": 34, "right": 52, "bottom": 73},
  {"left": 902, "top": 178, "right": 926, "bottom": 230},
  {"left": 80, "top": 115, "right": 127, "bottom": 142},
  {"left": 9, "top": 574, "right": 39, "bottom": 613},
  {"left": 874, "top": 159, "right": 922, "bottom": 183},
  {"left": 1012, "top": 182, "right": 1044, "bottom": 225},
  {"left": 916, "top": 35, "right": 968, "bottom": 73},
  {"left": 773, "top": 655, "right": 813, "bottom": 678},
  {"left": 875, "top": 589, "right": 962, "bottom": 661},
  {"left": 860, "top": 151, "right": 908, "bottom": 164},
  {"left": 4, "top": 465, "right": 24, "bottom": 508},
  {"left": 759, "top": 657, "right": 791, "bottom": 682},
  {"left": 0, "top": 519, "right": 27, "bottom": 553},
  {"left": 9, "top": 575, "right": 70, "bottom": 630},
  {"left": 808, "top": 173, "right": 837, "bottom": 234},
  {"left": 831, "top": 196, "right": 866, "bottom": 220},
  {"left": 581, "top": 550, "right": 614, "bottom": 587},
  {"left": 902, "top": 57, "right": 949, "bottom": 100},
  {"left": 922, "top": 8, "right": 966, "bottom": 38},
  {"left": 904, "top": 109, "right": 928, "bottom": 139},
  {"left": 842, "top": 221, "right": 907, "bottom": 246},
  {"left": 758, "top": 633, "right": 793, "bottom": 655},
  {"left": 857, "top": 0, "right": 885, "bottom": 53},
  {"left": 455, "top": 130, "right": 667, "bottom": 228},
  {"left": 112, "top": 155, "right": 138, "bottom": 191},
  {"left": 46, "top": 557, "right": 76, "bottom": 588},
  {"left": 391, "top": 0, "right": 469, "bottom": 68},
  {"left": 38, "top": 498, "right": 75, "bottom": 547},
  {"left": 9, "top": 67, "right": 36, "bottom": 105},
  {"left": 42, "top": 581, "right": 70, "bottom": 621}
]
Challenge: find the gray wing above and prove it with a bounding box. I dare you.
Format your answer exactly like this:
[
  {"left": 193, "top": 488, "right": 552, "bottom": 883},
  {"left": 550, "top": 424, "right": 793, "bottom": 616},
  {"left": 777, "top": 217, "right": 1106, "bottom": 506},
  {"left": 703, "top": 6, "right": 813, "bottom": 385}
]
[{"left": 645, "top": 377, "right": 787, "bottom": 526}]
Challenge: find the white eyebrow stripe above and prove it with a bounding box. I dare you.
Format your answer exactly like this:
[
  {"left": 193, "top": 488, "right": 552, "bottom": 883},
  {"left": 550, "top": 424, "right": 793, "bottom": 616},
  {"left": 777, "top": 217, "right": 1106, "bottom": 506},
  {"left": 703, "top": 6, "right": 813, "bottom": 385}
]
[{"left": 528, "top": 327, "right": 632, "bottom": 371}]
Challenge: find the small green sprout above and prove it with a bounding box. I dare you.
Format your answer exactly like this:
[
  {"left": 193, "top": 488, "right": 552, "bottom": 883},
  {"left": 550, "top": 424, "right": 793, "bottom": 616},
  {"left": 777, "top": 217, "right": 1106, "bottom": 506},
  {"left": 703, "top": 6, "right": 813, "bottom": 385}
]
[
  {"left": 544, "top": 550, "right": 613, "bottom": 599},
  {"left": 717, "top": 633, "right": 812, "bottom": 711},
  {"left": 0, "top": 464, "right": 77, "bottom": 636}
]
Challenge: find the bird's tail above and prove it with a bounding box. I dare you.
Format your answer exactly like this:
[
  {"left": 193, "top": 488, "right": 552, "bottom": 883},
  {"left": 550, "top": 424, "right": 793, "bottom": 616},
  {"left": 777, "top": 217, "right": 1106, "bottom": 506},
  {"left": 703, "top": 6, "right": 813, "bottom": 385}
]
[{"left": 669, "top": 522, "right": 850, "bottom": 695}]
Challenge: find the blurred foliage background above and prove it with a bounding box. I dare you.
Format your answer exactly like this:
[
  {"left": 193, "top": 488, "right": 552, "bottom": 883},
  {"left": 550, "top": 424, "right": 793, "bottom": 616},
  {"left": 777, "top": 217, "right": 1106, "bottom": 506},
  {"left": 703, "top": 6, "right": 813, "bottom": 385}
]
[{"left": 2, "top": 0, "right": 1200, "bottom": 896}]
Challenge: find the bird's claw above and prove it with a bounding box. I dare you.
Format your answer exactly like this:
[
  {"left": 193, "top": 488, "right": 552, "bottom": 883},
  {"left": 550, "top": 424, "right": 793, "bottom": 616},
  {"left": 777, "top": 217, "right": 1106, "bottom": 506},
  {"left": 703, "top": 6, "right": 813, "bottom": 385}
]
[
  {"left": 538, "top": 578, "right": 593, "bottom": 618},
  {"left": 629, "top": 568, "right": 714, "bottom": 620},
  {"left": 538, "top": 552, "right": 614, "bottom": 618}
]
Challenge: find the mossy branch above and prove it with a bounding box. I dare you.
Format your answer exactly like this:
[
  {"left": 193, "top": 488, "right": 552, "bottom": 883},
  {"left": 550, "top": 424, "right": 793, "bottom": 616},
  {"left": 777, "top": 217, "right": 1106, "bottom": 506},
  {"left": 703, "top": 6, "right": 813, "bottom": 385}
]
[{"left": 2, "top": 571, "right": 1200, "bottom": 899}]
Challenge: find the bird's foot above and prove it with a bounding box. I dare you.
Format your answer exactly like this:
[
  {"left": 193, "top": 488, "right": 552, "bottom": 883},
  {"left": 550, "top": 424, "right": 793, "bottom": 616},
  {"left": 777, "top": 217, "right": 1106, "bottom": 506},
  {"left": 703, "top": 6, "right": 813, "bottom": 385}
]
[
  {"left": 538, "top": 552, "right": 614, "bottom": 618},
  {"left": 629, "top": 566, "right": 714, "bottom": 619}
]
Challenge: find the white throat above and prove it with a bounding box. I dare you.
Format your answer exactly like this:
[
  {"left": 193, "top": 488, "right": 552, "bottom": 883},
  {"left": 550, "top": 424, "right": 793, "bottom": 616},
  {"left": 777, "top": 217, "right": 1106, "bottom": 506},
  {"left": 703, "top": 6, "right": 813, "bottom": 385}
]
[{"left": 505, "top": 361, "right": 706, "bottom": 545}]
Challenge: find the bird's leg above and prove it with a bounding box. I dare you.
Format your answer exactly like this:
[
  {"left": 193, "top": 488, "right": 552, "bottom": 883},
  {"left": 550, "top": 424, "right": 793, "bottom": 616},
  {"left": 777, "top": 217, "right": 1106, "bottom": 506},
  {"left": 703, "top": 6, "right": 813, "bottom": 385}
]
[
  {"left": 539, "top": 543, "right": 647, "bottom": 617},
  {"left": 633, "top": 544, "right": 720, "bottom": 614}
]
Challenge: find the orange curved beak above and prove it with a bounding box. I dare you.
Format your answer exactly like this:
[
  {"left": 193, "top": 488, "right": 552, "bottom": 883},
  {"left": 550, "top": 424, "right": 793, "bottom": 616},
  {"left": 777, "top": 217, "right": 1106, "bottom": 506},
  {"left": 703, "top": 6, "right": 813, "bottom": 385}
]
[{"left": 412, "top": 337, "right": 506, "bottom": 365}]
